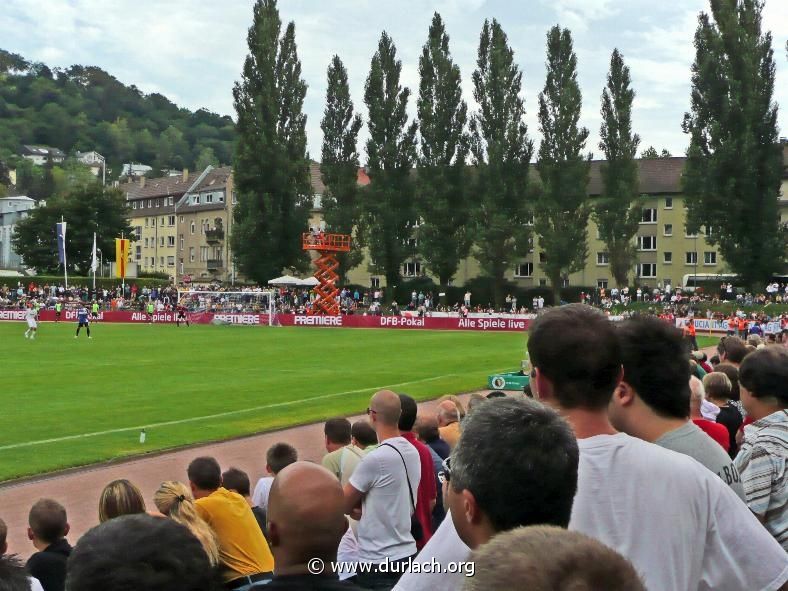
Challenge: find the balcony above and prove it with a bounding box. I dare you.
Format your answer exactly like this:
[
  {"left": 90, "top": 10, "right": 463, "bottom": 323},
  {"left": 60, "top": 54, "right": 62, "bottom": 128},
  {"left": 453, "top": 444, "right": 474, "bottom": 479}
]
[
  {"left": 206, "top": 228, "right": 224, "bottom": 244},
  {"left": 207, "top": 259, "right": 224, "bottom": 271}
]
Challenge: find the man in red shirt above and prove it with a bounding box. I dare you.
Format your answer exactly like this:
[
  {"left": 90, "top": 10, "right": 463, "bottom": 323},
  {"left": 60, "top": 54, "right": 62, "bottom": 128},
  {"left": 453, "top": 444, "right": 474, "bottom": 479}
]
[{"left": 398, "top": 394, "right": 437, "bottom": 549}]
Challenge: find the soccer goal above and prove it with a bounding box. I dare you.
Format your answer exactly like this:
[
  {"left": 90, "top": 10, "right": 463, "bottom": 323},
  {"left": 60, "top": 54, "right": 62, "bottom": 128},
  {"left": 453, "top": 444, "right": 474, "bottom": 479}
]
[{"left": 176, "top": 290, "right": 278, "bottom": 326}]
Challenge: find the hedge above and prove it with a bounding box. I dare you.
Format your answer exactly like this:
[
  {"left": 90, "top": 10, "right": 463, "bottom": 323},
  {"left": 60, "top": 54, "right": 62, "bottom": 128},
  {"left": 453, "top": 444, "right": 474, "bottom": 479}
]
[{"left": 0, "top": 275, "right": 171, "bottom": 290}]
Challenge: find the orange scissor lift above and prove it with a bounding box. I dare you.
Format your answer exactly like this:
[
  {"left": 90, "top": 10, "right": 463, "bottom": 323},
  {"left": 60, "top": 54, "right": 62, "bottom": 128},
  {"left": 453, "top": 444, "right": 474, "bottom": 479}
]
[{"left": 302, "top": 233, "right": 351, "bottom": 315}]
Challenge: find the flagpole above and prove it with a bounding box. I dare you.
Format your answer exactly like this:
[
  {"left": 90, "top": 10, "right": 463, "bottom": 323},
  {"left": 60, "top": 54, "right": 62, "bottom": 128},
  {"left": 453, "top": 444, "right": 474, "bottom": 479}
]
[
  {"left": 121, "top": 231, "right": 125, "bottom": 295},
  {"left": 92, "top": 232, "right": 97, "bottom": 292},
  {"left": 62, "top": 216, "right": 68, "bottom": 291}
]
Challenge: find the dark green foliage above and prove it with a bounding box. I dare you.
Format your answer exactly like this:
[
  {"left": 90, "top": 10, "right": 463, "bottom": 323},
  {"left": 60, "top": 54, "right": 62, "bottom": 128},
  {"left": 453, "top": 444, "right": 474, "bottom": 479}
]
[
  {"left": 362, "top": 32, "right": 419, "bottom": 293},
  {"left": 594, "top": 49, "right": 641, "bottom": 287},
  {"left": 536, "top": 26, "right": 591, "bottom": 304},
  {"left": 320, "top": 55, "right": 363, "bottom": 283},
  {"left": 12, "top": 184, "right": 134, "bottom": 273},
  {"left": 0, "top": 51, "right": 234, "bottom": 178},
  {"left": 468, "top": 19, "right": 534, "bottom": 306},
  {"left": 416, "top": 13, "right": 471, "bottom": 288},
  {"left": 640, "top": 146, "right": 672, "bottom": 158},
  {"left": 682, "top": 0, "right": 785, "bottom": 288},
  {"left": 232, "top": 0, "right": 312, "bottom": 284}
]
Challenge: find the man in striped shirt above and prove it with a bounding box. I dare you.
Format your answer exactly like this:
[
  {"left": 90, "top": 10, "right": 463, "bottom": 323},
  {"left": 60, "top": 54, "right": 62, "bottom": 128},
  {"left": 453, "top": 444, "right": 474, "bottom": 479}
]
[{"left": 735, "top": 347, "right": 788, "bottom": 550}]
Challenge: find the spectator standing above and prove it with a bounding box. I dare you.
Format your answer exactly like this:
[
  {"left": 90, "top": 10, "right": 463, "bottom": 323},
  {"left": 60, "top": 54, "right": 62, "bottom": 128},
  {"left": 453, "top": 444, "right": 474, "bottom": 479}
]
[
  {"left": 265, "top": 462, "right": 363, "bottom": 590},
  {"left": 398, "top": 394, "right": 437, "bottom": 549},
  {"left": 609, "top": 317, "right": 744, "bottom": 500},
  {"left": 188, "top": 456, "right": 275, "bottom": 588},
  {"left": 703, "top": 371, "right": 743, "bottom": 457},
  {"left": 528, "top": 304, "right": 788, "bottom": 591},
  {"left": 394, "top": 398, "right": 579, "bottom": 591},
  {"left": 251, "top": 443, "right": 298, "bottom": 511},
  {"left": 689, "top": 377, "right": 731, "bottom": 453},
  {"left": 25, "top": 500, "right": 71, "bottom": 591},
  {"left": 734, "top": 347, "right": 788, "bottom": 551},
  {"left": 1, "top": 517, "right": 45, "bottom": 591},
  {"left": 351, "top": 421, "right": 378, "bottom": 451},
  {"left": 153, "top": 481, "right": 220, "bottom": 566},
  {"left": 322, "top": 418, "right": 366, "bottom": 487},
  {"left": 344, "top": 390, "right": 421, "bottom": 590}
]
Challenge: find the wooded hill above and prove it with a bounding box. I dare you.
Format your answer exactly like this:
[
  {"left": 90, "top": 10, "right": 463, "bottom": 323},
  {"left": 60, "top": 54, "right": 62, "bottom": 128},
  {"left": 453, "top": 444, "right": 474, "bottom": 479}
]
[{"left": 0, "top": 49, "right": 235, "bottom": 180}]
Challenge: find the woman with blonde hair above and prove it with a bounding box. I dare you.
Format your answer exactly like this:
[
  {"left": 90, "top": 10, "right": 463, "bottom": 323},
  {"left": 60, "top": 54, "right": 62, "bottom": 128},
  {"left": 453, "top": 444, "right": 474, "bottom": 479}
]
[
  {"left": 437, "top": 394, "right": 466, "bottom": 420},
  {"left": 153, "top": 481, "right": 220, "bottom": 566},
  {"left": 98, "top": 479, "right": 146, "bottom": 523}
]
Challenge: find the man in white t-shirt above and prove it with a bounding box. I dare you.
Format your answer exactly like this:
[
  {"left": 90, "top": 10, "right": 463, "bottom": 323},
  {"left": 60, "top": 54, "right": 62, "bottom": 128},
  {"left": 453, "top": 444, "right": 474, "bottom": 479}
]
[
  {"left": 344, "top": 390, "right": 420, "bottom": 590},
  {"left": 24, "top": 303, "right": 38, "bottom": 339},
  {"left": 252, "top": 443, "right": 297, "bottom": 510},
  {"left": 526, "top": 304, "right": 788, "bottom": 591}
]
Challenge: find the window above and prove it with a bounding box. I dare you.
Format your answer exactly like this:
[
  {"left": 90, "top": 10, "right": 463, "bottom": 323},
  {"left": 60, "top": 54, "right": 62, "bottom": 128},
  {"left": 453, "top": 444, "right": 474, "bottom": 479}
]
[
  {"left": 190, "top": 221, "right": 195, "bottom": 235},
  {"left": 145, "top": 218, "right": 149, "bottom": 227},
  {"left": 685, "top": 228, "right": 698, "bottom": 238},
  {"left": 641, "top": 208, "right": 657, "bottom": 223},
  {"left": 161, "top": 217, "right": 165, "bottom": 226},
  {"left": 147, "top": 199, "right": 152, "bottom": 208},
  {"left": 200, "top": 246, "right": 208, "bottom": 262},
  {"left": 159, "top": 236, "right": 164, "bottom": 247},
  {"left": 515, "top": 263, "right": 533, "bottom": 277},
  {"left": 168, "top": 216, "right": 175, "bottom": 226},
  {"left": 403, "top": 262, "right": 422, "bottom": 277},
  {"left": 206, "top": 194, "right": 213, "bottom": 204},
  {"left": 152, "top": 218, "right": 156, "bottom": 227},
  {"left": 135, "top": 245, "right": 141, "bottom": 260},
  {"left": 156, "top": 199, "right": 160, "bottom": 208},
  {"left": 168, "top": 196, "right": 174, "bottom": 206},
  {"left": 159, "top": 256, "right": 164, "bottom": 267},
  {"left": 194, "top": 195, "right": 201, "bottom": 205},
  {"left": 179, "top": 236, "right": 184, "bottom": 250},
  {"left": 665, "top": 197, "right": 673, "bottom": 209},
  {"left": 180, "top": 262, "right": 184, "bottom": 274},
  {"left": 686, "top": 251, "right": 698, "bottom": 265},
  {"left": 132, "top": 201, "right": 137, "bottom": 209},
  {"left": 525, "top": 214, "right": 534, "bottom": 226},
  {"left": 597, "top": 252, "right": 610, "bottom": 265},
  {"left": 704, "top": 225, "right": 713, "bottom": 237},
  {"left": 638, "top": 263, "right": 657, "bottom": 278},
  {"left": 664, "top": 224, "right": 673, "bottom": 236},
  {"left": 528, "top": 237, "right": 534, "bottom": 253},
  {"left": 167, "top": 256, "right": 174, "bottom": 267},
  {"left": 663, "top": 252, "right": 673, "bottom": 264},
  {"left": 189, "top": 247, "right": 195, "bottom": 262},
  {"left": 218, "top": 193, "right": 225, "bottom": 203},
  {"left": 167, "top": 236, "right": 175, "bottom": 247},
  {"left": 232, "top": 191, "right": 237, "bottom": 205},
  {"left": 180, "top": 216, "right": 184, "bottom": 223},
  {"left": 370, "top": 277, "right": 380, "bottom": 288},
  {"left": 597, "top": 279, "right": 608, "bottom": 289},
  {"left": 539, "top": 278, "right": 547, "bottom": 286},
  {"left": 704, "top": 251, "right": 717, "bottom": 265},
  {"left": 539, "top": 252, "right": 547, "bottom": 263},
  {"left": 638, "top": 236, "right": 657, "bottom": 251},
  {"left": 144, "top": 238, "right": 149, "bottom": 248},
  {"left": 561, "top": 278, "right": 570, "bottom": 288}
]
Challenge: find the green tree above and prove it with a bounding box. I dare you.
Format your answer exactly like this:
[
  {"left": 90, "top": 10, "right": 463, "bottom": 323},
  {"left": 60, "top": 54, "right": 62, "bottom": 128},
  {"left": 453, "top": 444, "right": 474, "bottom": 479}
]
[
  {"left": 195, "top": 146, "right": 218, "bottom": 171},
  {"left": 682, "top": 0, "right": 784, "bottom": 289},
  {"left": 362, "top": 32, "right": 418, "bottom": 292},
  {"left": 416, "top": 12, "right": 471, "bottom": 288},
  {"left": 155, "top": 125, "right": 189, "bottom": 171},
  {"left": 320, "top": 55, "right": 363, "bottom": 283},
  {"left": 536, "top": 26, "right": 591, "bottom": 304},
  {"left": 469, "top": 19, "right": 534, "bottom": 306},
  {"left": 640, "top": 146, "right": 672, "bottom": 158},
  {"left": 12, "top": 184, "right": 133, "bottom": 273},
  {"left": 232, "top": 0, "right": 312, "bottom": 283},
  {"left": 593, "top": 49, "right": 641, "bottom": 288}
]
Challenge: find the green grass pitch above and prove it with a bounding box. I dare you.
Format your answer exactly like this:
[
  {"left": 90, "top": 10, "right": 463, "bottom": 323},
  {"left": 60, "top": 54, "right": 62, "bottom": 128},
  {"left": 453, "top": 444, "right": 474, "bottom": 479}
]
[{"left": 1, "top": 322, "right": 527, "bottom": 482}]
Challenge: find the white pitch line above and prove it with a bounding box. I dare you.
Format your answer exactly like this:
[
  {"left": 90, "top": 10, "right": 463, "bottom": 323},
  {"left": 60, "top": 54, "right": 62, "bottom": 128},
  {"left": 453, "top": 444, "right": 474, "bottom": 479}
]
[{"left": 0, "top": 374, "right": 457, "bottom": 451}]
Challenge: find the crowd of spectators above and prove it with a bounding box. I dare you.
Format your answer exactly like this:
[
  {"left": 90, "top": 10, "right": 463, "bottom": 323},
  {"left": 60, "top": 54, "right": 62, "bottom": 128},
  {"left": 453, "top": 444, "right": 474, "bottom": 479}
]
[{"left": 2, "top": 303, "right": 787, "bottom": 590}]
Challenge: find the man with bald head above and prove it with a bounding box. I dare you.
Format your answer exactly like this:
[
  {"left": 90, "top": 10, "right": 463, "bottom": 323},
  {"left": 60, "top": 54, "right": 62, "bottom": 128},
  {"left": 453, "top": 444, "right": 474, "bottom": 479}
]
[
  {"left": 266, "top": 462, "right": 361, "bottom": 589},
  {"left": 344, "top": 390, "right": 421, "bottom": 590}
]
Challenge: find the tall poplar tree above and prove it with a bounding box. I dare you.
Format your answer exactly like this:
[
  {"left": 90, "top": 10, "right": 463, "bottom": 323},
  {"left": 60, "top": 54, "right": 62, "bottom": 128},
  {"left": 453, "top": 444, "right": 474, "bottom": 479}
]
[
  {"left": 536, "top": 26, "right": 590, "bottom": 304},
  {"left": 362, "top": 32, "right": 418, "bottom": 292},
  {"left": 469, "top": 19, "right": 533, "bottom": 306},
  {"left": 416, "top": 12, "right": 470, "bottom": 287},
  {"left": 232, "top": 0, "right": 311, "bottom": 283},
  {"left": 320, "top": 55, "right": 363, "bottom": 283},
  {"left": 682, "top": 0, "right": 784, "bottom": 289},
  {"left": 594, "top": 48, "right": 641, "bottom": 288}
]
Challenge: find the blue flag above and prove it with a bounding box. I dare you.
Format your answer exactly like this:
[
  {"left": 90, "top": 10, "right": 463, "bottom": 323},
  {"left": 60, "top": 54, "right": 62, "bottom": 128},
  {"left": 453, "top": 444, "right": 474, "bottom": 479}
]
[{"left": 56, "top": 222, "right": 67, "bottom": 265}]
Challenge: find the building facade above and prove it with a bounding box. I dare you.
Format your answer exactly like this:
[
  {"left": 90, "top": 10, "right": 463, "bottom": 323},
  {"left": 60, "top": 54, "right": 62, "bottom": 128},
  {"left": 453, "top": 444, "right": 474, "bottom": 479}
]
[
  {"left": 0, "top": 196, "right": 36, "bottom": 270},
  {"left": 20, "top": 145, "right": 65, "bottom": 166}
]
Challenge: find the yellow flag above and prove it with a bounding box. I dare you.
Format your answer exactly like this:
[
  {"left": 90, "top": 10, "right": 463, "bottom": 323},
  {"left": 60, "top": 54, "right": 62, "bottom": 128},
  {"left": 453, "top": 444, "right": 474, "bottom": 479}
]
[{"left": 115, "top": 238, "right": 129, "bottom": 278}]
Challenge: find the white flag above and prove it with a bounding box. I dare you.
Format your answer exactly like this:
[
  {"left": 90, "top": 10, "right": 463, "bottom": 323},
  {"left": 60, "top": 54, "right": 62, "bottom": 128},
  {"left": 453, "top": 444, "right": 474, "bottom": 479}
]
[{"left": 91, "top": 232, "right": 98, "bottom": 273}]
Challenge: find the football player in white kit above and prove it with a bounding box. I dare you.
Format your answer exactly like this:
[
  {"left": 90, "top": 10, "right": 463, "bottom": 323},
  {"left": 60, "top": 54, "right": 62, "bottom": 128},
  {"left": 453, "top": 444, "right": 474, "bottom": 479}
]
[{"left": 24, "top": 302, "right": 38, "bottom": 339}]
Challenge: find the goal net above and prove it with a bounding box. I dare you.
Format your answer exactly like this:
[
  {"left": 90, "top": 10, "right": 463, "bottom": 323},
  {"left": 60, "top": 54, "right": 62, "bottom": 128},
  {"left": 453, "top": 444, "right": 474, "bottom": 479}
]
[{"left": 176, "top": 290, "right": 278, "bottom": 326}]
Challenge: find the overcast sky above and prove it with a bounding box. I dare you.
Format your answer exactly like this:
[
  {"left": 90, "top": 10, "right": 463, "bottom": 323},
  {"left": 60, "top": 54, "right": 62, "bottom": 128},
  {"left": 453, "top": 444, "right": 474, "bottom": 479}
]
[{"left": 2, "top": 0, "right": 786, "bottom": 163}]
